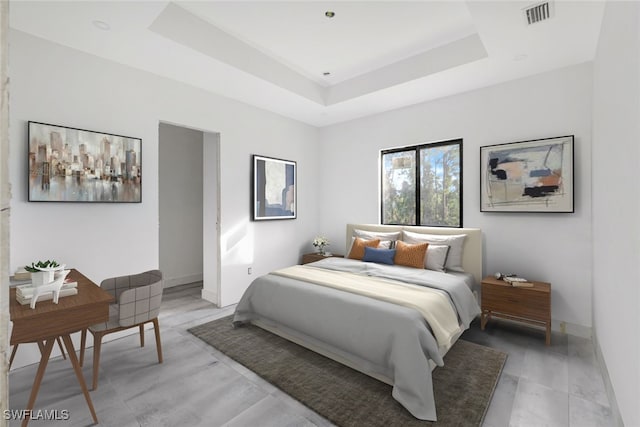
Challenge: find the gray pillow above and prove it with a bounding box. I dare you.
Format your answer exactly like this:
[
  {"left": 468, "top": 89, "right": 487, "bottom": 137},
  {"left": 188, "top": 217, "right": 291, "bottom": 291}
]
[{"left": 402, "top": 230, "right": 466, "bottom": 272}]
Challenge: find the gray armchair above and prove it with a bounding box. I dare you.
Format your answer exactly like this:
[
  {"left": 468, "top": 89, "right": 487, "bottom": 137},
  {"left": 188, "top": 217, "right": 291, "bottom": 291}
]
[{"left": 79, "top": 270, "right": 163, "bottom": 390}]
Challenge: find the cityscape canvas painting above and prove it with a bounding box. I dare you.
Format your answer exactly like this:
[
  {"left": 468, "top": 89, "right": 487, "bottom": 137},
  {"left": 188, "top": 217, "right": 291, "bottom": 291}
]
[
  {"left": 253, "top": 155, "right": 296, "bottom": 220},
  {"left": 28, "top": 121, "right": 142, "bottom": 202},
  {"left": 480, "top": 135, "right": 574, "bottom": 213}
]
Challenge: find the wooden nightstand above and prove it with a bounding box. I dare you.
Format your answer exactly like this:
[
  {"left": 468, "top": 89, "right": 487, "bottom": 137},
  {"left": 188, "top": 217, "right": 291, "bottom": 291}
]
[
  {"left": 301, "top": 253, "right": 343, "bottom": 265},
  {"left": 480, "top": 275, "right": 552, "bottom": 345}
]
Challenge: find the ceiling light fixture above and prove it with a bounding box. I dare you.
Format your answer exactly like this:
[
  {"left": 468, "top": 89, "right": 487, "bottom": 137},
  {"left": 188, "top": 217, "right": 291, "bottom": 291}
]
[
  {"left": 325, "top": 11, "right": 335, "bottom": 18},
  {"left": 92, "top": 20, "right": 111, "bottom": 31}
]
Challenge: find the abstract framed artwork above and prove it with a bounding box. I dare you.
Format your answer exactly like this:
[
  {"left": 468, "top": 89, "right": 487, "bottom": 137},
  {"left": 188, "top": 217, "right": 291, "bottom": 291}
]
[
  {"left": 252, "top": 155, "right": 296, "bottom": 220},
  {"left": 28, "top": 121, "right": 142, "bottom": 202},
  {"left": 480, "top": 135, "right": 574, "bottom": 213}
]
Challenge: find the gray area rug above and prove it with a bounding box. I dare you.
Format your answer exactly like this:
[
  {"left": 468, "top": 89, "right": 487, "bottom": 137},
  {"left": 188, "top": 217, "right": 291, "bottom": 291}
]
[{"left": 189, "top": 316, "right": 506, "bottom": 427}]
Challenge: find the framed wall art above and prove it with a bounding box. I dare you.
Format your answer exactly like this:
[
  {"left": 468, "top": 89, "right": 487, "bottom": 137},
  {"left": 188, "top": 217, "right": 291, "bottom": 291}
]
[
  {"left": 480, "top": 135, "right": 574, "bottom": 213},
  {"left": 252, "top": 155, "right": 296, "bottom": 220},
  {"left": 28, "top": 121, "right": 142, "bottom": 203}
]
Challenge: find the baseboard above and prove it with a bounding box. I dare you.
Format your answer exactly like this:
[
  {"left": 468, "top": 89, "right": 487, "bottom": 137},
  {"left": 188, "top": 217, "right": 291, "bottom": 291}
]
[
  {"left": 163, "top": 273, "right": 203, "bottom": 288},
  {"left": 593, "top": 332, "right": 624, "bottom": 427},
  {"left": 201, "top": 288, "right": 218, "bottom": 306},
  {"left": 551, "top": 319, "right": 591, "bottom": 338}
]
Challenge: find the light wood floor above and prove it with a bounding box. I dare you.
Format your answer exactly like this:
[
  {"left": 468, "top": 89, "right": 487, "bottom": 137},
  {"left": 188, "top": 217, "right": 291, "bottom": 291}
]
[{"left": 8, "top": 283, "right": 613, "bottom": 426}]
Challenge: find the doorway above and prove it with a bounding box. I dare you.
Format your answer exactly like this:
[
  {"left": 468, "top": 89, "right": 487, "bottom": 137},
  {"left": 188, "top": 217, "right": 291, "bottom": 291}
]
[{"left": 158, "top": 122, "right": 220, "bottom": 305}]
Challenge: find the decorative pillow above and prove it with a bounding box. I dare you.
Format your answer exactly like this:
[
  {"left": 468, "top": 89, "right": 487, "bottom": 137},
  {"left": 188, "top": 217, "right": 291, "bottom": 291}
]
[
  {"left": 425, "top": 244, "right": 450, "bottom": 272},
  {"left": 394, "top": 240, "right": 429, "bottom": 269},
  {"left": 347, "top": 236, "right": 391, "bottom": 255},
  {"left": 353, "top": 229, "right": 401, "bottom": 249},
  {"left": 402, "top": 230, "right": 466, "bottom": 272},
  {"left": 347, "top": 238, "right": 381, "bottom": 260},
  {"left": 362, "top": 247, "right": 396, "bottom": 265}
]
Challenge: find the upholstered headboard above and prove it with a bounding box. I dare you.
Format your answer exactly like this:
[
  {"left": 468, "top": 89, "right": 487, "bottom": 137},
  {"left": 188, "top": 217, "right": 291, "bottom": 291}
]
[{"left": 346, "top": 224, "right": 483, "bottom": 285}]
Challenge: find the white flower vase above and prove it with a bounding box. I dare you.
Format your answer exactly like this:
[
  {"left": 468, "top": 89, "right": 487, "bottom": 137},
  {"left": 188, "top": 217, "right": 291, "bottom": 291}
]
[{"left": 31, "top": 270, "right": 54, "bottom": 287}]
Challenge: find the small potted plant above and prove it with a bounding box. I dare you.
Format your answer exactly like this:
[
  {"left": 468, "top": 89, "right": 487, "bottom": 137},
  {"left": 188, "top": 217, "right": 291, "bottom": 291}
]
[
  {"left": 312, "top": 236, "right": 330, "bottom": 256},
  {"left": 25, "top": 260, "right": 64, "bottom": 287}
]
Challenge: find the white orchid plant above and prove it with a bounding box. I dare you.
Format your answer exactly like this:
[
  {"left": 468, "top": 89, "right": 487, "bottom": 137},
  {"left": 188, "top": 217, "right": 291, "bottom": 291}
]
[{"left": 312, "top": 236, "right": 330, "bottom": 254}]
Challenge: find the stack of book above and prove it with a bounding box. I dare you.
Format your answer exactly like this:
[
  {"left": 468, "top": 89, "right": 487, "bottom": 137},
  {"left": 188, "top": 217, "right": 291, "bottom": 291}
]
[
  {"left": 15, "top": 280, "right": 78, "bottom": 305},
  {"left": 503, "top": 276, "right": 534, "bottom": 287},
  {"left": 13, "top": 268, "right": 31, "bottom": 281}
]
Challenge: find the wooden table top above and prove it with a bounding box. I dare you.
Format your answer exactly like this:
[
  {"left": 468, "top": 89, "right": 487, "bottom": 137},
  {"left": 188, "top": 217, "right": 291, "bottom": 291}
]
[
  {"left": 10, "top": 269, "right": 114, "bottom": 344},
  {"left": 481, "top": 275, "right": 550, "bottom": 293}
]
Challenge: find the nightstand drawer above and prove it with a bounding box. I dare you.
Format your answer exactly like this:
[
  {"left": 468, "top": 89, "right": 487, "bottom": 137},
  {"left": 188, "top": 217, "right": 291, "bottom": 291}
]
[{"left": 482, "top": 283, "right": 550, "bottom": 321}]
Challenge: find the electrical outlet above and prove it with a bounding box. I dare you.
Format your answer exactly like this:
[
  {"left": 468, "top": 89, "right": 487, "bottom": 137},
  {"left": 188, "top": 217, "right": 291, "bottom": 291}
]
[{"left": 248, "top": 267, "right": 252, "bottom": 275}]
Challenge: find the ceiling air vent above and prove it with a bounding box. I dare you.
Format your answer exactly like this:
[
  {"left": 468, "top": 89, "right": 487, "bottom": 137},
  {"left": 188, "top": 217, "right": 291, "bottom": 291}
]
[{"left": 523, "top": 1, "right": 554, "bottom": 25}]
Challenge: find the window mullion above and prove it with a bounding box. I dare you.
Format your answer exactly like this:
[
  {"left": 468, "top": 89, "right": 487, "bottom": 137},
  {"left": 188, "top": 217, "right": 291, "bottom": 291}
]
[{"left": 414, "top": 147, "right": 420, "bottom": 226}]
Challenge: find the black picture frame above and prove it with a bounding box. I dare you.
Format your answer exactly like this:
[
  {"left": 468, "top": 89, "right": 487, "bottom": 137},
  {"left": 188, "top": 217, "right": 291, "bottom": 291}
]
[
  {"left": 252, "top": 155, "right": 296, "bottom": 220},
  {"left": 28, "top": 121, "right": 142, "bottom": 203},
  {"left": 480, "top": 135, "right": 574, "bottom": 213}
]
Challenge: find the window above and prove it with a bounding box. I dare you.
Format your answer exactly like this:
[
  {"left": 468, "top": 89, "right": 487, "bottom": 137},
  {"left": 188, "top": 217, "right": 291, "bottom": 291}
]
[{"left": 381, "top": 139, "right": 462, "bottom": 227}]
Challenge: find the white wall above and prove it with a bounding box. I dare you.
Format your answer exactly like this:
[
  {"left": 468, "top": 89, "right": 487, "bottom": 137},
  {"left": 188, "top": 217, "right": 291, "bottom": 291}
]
[
  {"left": 159, "top": 123, "right": 203, "bottom": 287},
  {"left": 9, "top": 30, "right": 320, "bottom": 366},
  {"left": 319, "top": 63, "right": 593, "bottom": 332},
  {"left": 592, "top": 2, "right": 640, "bottom": 426}
]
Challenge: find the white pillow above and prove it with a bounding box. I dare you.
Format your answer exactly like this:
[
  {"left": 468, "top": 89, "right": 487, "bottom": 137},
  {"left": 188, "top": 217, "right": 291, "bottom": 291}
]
[
  {"left": 347, "top": 236, "right": 391, "bottom": 256},
  {"left": 349, "top": 229, "right": 400, "bottom": 254},
  {"left": 425, "top": 244, "right": 450, "bottom": 272},
  {"left": 402, "top": 230, "right": 466, "bottom": 272},
  {"left": 353, "top": 229, "right": 401, "bottom": 247}
]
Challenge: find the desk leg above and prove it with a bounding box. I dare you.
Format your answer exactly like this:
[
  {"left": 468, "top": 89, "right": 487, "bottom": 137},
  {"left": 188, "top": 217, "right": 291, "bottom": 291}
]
[
  {"left": 60, "top": 334, "right": 98, "bottom": 424},
  {"left": 22, "top": 339, "right": 55, "bottom": 427}
]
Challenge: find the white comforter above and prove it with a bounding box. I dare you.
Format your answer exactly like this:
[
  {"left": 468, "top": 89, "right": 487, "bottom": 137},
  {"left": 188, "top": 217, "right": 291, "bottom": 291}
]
[
  {"left": 272, "top": 264, "right": 462, "bottom": 350},
  {"left": 233, "top": 257, "right": 480, "bottom": 421}
]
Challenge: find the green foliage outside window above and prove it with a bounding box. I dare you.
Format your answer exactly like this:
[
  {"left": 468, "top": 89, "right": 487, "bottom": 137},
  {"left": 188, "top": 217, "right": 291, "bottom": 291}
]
[
  {"left": 381, "top": 151, "right": 415, "bottom": 224},
  {"left": 381, "top": 139, "right": 462, "bottom": 227}
]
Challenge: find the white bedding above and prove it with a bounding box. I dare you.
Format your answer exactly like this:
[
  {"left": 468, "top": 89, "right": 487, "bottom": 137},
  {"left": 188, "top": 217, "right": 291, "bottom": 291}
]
[
  {"left": 233, "top": 257, "right": 481, "bottom": 421},
  {"left": 272, "top": 264, "right": 462, "bottom": 349},
  {"left": 448, "top": 271, "right": 476, "bottom": 289}
]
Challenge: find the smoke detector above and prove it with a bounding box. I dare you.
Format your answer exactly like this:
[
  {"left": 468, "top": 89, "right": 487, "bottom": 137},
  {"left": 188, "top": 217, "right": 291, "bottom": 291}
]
[{"left": 523, "top": 1, "right": 554, "bottom": 25}]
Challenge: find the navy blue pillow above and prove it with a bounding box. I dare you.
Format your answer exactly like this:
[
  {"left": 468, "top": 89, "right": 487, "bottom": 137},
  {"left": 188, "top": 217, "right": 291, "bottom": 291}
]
[{"left": 362, "top": 247, "right": 396, "bottom": 265}]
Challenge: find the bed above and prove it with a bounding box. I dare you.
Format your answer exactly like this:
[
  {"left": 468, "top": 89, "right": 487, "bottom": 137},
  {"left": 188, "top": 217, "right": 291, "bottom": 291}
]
[{"left": 233, "top": 224, "right": 482, "bottom": 421}]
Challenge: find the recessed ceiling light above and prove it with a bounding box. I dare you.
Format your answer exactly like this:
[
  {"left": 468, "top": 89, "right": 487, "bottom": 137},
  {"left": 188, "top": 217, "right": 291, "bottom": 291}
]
[
  {"left": 92, "top": 20, "right": 111, "bottom": 31},
  {"left": 325, "top": 11, "right": 335, "bottom": 18},
  {"left": 513, "top": 53, "right": 528, "bottom": 61}
]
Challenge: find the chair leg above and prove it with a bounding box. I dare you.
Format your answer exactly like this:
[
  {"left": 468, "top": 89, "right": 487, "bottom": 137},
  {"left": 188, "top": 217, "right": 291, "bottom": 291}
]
[
  {"left": 153, "top": 318, "right": 163, "bottom": 364},
  {"left": 139, "top": 324, "right": 145, "bottom": 347},
  {"left": 92, "top": 331, "right": 103, "bottom": 391},
  {"left": 79, "top": 329, "right": 87, "bottom": 367},
  {"left": 9, "top": 344, "right": 18, "bottom": 369},
  {"left": 56, "top": 337, "right": 67, "bottom": 360}
]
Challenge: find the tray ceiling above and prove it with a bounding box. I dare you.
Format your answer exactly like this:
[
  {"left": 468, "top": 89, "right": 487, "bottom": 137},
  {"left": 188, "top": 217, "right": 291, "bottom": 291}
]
[{"left": 10, "top": 1, "right": 605, "bottom": 126}]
